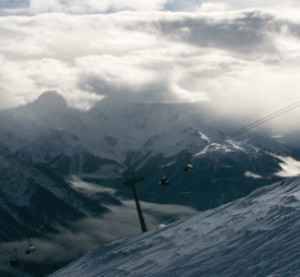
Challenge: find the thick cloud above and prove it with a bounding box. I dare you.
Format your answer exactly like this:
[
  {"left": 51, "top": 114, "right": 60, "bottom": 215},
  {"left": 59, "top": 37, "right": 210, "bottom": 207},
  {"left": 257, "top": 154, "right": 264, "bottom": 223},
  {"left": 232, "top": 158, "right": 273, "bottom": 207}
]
[
  {"left": 215, "top": 0, "right": 300, "bottom": 10},
  {"left": 1, "top": 4, "right": 300, "bottom": 129}
]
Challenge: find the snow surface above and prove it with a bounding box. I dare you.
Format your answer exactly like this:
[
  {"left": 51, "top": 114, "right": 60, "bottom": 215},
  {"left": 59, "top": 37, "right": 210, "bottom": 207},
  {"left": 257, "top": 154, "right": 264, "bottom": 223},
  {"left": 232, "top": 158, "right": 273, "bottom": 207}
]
[{"left": 50, "top": 177, "right": 300, "bottom": 277}]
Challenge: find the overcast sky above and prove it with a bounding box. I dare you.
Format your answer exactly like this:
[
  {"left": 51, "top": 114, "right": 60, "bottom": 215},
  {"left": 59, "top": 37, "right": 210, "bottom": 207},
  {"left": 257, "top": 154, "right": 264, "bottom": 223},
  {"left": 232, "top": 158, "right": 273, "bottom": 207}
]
[{"left": 1, "top": 0, "right": 300, "bottom": 128}]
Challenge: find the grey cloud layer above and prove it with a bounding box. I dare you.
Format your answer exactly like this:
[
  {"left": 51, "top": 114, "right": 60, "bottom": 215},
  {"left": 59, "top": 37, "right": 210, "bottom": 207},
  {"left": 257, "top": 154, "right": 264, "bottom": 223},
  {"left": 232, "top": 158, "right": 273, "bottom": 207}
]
[
  {"left": 152, "top": 12, "right": 278, "bottom": 54},
  {"left": 0, "top": 0, "right": 28, "bottom": 9},
  {"left": 1, "top": 0, "right": 300, "bottom": 15}
]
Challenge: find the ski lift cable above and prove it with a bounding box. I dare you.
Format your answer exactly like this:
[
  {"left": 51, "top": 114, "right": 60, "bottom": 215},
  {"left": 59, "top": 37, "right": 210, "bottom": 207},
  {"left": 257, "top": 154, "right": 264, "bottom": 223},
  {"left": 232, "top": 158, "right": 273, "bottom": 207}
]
[
  {"left": 0, "top": 241, "right": 28, "bottom": 257},
  {"left": 159, "top": 100, "right": 300, "bottom": 170},
  {"left": 191, "top": 103, "right": 300, "bottom": 158},
  {"left": 218, "top": 103, "right": 300, "bottom": 143},
  {"left": 2, "top": 239, "right": 36, "bottom": 257},
  {"left": 0, "top": 154, "right": 40, "bottom": 259},
  {"left": 211, "top": 101, "right": 300, "bottom": 144},
  {"left": 3, "top": 100, "right": 298, "bottom": 252},
  {"left": 2, "top": 99, "right": 296, "bottom": 254},
  {"left": 127, "top": 99, "right": 300, "bottom": 188},
  {"left": 180, "top": 101, "right": 300, "bottom": 162},
  {"left": 9, "top": 248, "right": 21, "bottom": 268},
  {"left": 0, "top": 185, "right": 38, "bottom": 258}
]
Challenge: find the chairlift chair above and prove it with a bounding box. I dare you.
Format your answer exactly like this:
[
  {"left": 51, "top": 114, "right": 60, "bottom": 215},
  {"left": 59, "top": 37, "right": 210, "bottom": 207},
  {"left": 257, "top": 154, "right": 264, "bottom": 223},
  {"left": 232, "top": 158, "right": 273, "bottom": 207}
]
[
  {"left": 159, "top": 176, "right": 169, "bottom": 186},
  {"left": 9, "top": 249, "right": 20, "bottom": 268},
  {"left": 25, "top": 242, "right": 36, "bottom": 255},
  {"left": 9, "top": 257, "right": 20, "bottom": 268},
  {"left": 184, "top": 163, "right": 194, "bottom": 172}
]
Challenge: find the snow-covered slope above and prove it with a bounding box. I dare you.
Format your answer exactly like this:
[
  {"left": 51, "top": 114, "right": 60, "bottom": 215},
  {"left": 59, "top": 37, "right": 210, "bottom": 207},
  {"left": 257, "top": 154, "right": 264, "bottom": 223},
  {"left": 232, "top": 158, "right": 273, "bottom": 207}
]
[{"left": 50, "top": 177, "right": 300, "bottom": 277}]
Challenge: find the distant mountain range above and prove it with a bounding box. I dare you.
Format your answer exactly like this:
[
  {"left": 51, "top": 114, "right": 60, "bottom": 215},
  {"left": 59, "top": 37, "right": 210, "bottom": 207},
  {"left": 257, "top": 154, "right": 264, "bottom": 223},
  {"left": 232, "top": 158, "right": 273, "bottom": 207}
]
[{"left": 0, "top": 91, "right": 298, "bottom": 241}]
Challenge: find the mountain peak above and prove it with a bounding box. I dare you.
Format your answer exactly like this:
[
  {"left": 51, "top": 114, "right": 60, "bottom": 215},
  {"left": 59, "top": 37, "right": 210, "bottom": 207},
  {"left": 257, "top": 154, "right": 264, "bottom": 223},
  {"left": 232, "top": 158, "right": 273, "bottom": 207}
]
[
  {"left": 35, "top": 91, "right": 67, "bottom": 106},
  {"left": 20, "top": 91, "right": 69, "bottom": 116}
]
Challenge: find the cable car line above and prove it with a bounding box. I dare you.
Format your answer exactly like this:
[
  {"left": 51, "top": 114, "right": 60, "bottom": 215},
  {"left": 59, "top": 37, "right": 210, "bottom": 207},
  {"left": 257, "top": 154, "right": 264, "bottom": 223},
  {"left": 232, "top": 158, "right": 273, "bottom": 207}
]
[
  {"left": 158, "top": 100, "right": 300, "bottom": 172},
  {"left": 2, "top": 99, "right": 300, "bottom": 261},
  {"left": 0, "top": 241, "right": 28, "bottom": 257},
  {"left": 9, "top": 249, "right": 20, "bottom": 268},
  {"left": 1, "top": 238, "right": 37, "bottom": 268}
]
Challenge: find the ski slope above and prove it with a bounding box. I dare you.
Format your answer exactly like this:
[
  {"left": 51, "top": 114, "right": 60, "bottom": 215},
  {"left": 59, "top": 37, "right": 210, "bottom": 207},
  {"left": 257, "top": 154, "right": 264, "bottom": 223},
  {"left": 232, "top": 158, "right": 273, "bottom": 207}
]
[{"left": 50, "top": 177, "right": 300, "bottom": 277}]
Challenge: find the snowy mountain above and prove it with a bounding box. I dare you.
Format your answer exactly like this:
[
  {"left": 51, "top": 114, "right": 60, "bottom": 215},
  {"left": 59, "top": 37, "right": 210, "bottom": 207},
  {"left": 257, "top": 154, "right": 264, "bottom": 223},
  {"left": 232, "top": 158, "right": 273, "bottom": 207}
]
[
  {"left": 0, "top": 91, "right": 298, "bottom": 231},
  {"left": 129, "top": 139, "right": 283, "bottom": 211},
  {"left": 0, "top": 91, "right": 294, "bottom": 167},
  {"left": 1, "top": 91, "right": 300, "bottom": 276},
  {"left": 0, "top": 91, "right": 219, "bottom": 163},
  {"left": 50, "top": 176, "right": 300, "bottom": 277}
]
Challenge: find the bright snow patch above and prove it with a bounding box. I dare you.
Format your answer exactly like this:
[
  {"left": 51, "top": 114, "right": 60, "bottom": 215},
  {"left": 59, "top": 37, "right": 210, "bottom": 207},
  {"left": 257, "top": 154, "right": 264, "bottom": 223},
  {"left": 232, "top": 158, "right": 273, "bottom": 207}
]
[
  {"left": 50, "top": 177, "right": 300, "bottom": 277},
  {"left": 198, "top": 131, "right": 210, "bottom": 142}
]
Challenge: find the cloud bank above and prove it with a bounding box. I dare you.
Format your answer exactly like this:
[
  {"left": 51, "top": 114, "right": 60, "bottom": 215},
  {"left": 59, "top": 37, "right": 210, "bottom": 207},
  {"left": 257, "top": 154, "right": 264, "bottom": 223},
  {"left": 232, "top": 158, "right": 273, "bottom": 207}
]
[{"left": 1, "top": 1, "right": 300, "bottom": 129}]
